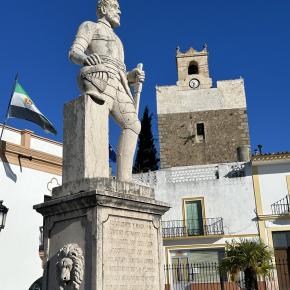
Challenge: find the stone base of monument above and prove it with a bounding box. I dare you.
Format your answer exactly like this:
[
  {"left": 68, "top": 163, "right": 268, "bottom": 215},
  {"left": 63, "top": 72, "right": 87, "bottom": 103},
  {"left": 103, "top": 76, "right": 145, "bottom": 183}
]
[{"left": 34, "top": 178, "right": 169, "bottom": 290}]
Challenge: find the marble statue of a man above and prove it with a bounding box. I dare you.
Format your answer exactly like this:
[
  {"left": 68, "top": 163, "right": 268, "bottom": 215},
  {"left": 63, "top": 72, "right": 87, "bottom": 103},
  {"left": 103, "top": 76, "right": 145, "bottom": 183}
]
[{"left": 69, "top": 0, "right": 145, "bottom": 182}]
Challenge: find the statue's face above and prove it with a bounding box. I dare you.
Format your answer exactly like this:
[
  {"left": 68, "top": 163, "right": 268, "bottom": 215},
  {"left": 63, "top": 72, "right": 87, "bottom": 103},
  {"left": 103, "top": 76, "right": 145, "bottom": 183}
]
[
  {"left": 59, "top": 258, "right": 73, "bottom": 284},
  {"left": 105, "top": 1, "right": 121, "bottom": 28}
]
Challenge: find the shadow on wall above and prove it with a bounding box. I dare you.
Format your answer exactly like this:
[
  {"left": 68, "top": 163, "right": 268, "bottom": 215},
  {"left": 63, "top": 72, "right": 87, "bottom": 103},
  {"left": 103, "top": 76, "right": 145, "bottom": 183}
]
[
  {"left": 0, "top": 141, "right": 17, "bottom": 183},
  {"left": 224, "top": 162, "right": 251, "bottom": 178}
]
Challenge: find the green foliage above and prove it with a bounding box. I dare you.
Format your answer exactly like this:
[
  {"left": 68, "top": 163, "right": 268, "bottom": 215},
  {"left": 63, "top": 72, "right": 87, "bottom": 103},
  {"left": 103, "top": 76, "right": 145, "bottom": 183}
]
[
  {"left": 133, "top": 106, "right": 159, "bottom": 173},
  {"left": 220, "top": 239, "right": 273, "bottom": 277},
  {"left": 219, "top": 239, "right": 273, "bottom": 290}
]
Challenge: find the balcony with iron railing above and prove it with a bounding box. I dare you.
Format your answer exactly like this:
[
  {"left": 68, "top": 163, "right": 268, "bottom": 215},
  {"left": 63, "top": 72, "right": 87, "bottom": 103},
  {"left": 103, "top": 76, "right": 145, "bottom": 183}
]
[
  {"left": 271, "top": 195, "right": 290, "bottom": 215},
  {"left": 162, "top": 218, "right": 224, "bottom": 239}
]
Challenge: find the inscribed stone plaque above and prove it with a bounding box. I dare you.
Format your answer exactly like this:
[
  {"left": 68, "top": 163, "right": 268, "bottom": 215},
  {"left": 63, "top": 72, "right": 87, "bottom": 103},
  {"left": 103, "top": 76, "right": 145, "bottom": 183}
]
[{"left": 103, "top": 215, "right": 160, "bottom": 290}]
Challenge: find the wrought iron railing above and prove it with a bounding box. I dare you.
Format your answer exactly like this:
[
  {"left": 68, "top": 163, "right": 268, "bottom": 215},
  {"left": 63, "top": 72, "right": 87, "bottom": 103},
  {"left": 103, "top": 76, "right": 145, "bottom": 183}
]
[
  {"left": 162, "top": 218, "right": 224, "bottom": 238},
  {"left": 271, "top": 195, "right": 290, "bottom": 215},
  {"left": 164, "top": 261, "right": 284, "bottom": 290}
]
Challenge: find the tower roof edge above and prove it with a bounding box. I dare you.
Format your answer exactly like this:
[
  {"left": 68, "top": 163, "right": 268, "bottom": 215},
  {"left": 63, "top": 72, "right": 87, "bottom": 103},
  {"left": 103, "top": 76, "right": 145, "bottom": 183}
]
[{"left": 176, "top": 45, "right": 208, "bottom": 58}]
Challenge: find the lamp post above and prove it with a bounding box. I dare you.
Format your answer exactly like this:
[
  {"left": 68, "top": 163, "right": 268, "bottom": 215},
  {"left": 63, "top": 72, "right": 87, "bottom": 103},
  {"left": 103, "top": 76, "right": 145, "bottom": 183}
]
[{"left": 0, "top": 201, "right": 8, "bottom": 232}]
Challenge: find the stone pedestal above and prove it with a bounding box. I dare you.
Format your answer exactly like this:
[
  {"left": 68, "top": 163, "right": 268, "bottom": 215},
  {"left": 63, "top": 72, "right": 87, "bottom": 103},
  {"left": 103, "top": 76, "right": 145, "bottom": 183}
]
[
  {"left": 34, "top": 178, "right": 170, "bottom": 290},
  {"left": 62, "top": 96, "right": 110, "bottom": 184}
]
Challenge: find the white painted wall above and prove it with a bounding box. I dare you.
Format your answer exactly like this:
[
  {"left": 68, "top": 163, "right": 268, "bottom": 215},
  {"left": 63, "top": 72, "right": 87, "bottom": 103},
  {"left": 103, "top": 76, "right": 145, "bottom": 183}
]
[
  {"left": 0, "top": 126, "right": 63, "bottom": 158},
  {"left": 1, "top": 128, "right": 21, "bottom": 145},
  {"left": 0, "top": 162, "right": 61, "bottom": 290},
  {"left": 30, "top": 137, "right": 62, "bottom": 157},
  {"left": 136, "top": 162, "right": 258, "bottom": 236},
  {"left": 156, "top": 79, "right": 246, "bottom": 115},
  {"left": 0, "top": 125, "right": 62, "bottom": 290},
  {"left": 258, "top": 162, "right": 290, "bottom": 214}
]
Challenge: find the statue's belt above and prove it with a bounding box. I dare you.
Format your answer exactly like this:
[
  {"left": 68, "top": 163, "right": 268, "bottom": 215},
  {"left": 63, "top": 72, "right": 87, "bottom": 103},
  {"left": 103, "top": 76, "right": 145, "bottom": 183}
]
[
  {"left": 80, "top": 56, "right": 133, "bottom": 100},
  {"left": 99, "top": 55, "right": 126, "bottom": 73},
  {"left": 80, "top": 64, "right": 133, "bottom": 102}
]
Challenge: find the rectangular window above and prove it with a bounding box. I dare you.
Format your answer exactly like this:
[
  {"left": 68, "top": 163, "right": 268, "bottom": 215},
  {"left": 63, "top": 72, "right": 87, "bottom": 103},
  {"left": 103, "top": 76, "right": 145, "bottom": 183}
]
[
  {"left": 185, "top": 200, "right": 204, "bottom": 236},
  {"left": 196, "top": 123, "right": 205, "bottom": 142},
  {"left": 171, "top": 249, "right": 225, "bottom": 283}
]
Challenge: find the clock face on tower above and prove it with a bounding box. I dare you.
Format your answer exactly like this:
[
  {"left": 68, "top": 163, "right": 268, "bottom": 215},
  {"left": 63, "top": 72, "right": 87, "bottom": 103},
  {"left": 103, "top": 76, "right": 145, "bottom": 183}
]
[{"left": 189, "top": 78, "right": 200, "bottom": 89}]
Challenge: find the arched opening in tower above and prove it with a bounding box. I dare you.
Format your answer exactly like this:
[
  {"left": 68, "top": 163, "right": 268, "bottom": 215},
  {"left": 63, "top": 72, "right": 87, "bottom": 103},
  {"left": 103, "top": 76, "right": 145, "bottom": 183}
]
[{"left": 188, "top": 62, "right": 199, "bottom": 75}]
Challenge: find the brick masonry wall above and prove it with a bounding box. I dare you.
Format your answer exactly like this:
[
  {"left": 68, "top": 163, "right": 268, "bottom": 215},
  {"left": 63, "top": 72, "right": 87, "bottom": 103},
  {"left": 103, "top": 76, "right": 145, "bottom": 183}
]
[{"left": 158, "top": 108, "right": 250, "bottom": 168}]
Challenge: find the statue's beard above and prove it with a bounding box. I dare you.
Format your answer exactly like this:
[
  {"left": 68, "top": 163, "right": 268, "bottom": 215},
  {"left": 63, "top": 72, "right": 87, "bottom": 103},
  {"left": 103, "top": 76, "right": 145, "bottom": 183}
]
[{"left": 107, "top": 15, "right": 120, "bottom": 28}]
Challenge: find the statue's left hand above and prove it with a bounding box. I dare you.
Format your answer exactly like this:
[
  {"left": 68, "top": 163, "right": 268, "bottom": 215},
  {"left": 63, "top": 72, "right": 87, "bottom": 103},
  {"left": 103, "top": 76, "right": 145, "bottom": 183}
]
[
  {"left": 84, "top": 53, "right": 102, "bottom": 66},
  {"left": 127, "top": 67, "right": 145, "bottom": 84}
]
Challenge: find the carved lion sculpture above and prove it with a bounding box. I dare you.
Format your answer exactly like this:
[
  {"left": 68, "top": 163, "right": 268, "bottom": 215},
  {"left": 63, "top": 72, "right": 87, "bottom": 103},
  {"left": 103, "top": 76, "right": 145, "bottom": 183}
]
[{"left": 56, "top": 243, "right": 84, "bottom": 290}]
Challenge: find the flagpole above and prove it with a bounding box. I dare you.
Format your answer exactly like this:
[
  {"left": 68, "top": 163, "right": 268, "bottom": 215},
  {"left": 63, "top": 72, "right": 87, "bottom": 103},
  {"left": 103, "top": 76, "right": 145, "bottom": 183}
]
[{"left": 0, "top": 73, "right": 19, "bottom": 142}]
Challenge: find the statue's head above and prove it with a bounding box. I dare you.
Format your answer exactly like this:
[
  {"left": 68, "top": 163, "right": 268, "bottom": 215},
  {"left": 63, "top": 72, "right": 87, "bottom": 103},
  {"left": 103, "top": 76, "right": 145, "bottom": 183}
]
[{"left": 97, "top": 0, "right": 121, "bottom": 28}]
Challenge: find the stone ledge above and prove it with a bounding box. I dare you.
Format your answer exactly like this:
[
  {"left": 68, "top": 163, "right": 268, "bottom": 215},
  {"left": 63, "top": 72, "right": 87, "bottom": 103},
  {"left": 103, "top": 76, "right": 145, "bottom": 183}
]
[
  {"left": 52, "top": 177, "right": 155, "bottom": 199},
  {"left": 34, "top": 189, "right": 170, "bottom": 217}
]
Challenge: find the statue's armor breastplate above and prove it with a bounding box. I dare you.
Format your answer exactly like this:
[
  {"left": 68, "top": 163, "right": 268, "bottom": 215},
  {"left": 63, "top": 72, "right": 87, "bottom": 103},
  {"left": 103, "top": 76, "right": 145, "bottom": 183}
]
[{"left": 88, "top": 24, "right": 125, "bottom": 64}]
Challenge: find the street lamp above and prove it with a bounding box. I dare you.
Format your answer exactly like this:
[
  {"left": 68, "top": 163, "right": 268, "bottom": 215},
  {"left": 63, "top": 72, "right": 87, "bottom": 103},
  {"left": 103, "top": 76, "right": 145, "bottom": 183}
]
[{"left": 0, "top": 201, "right": 8, "bottom": 232}]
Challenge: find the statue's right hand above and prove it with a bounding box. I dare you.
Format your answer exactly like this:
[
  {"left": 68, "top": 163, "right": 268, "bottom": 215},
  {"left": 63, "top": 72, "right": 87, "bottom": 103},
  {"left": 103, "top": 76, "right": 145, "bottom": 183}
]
[{"left": 84, "top": 53, "right": 102, "bottom": 66}]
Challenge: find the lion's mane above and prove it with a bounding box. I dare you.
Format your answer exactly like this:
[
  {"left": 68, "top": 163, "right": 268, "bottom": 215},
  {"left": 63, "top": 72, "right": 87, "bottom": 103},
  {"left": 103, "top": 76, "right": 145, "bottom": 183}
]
[{"left": 56, "top": 243, "right": 85, "bottom": 290}]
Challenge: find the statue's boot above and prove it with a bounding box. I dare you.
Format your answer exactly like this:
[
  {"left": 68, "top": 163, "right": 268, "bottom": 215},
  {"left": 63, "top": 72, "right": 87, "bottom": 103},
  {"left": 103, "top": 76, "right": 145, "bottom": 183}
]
[{"left": 117, "top": 128, "right": 138, "bottom": 182}]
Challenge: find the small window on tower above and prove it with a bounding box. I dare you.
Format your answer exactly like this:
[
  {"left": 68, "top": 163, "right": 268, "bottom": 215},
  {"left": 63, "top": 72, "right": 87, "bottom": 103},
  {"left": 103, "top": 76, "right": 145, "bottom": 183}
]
[
  {"left": 196, "top": 123, "right": 205, "bottom": 142},
  {"left": 188, "top": 61, "right": 199, "bottom": 75}
]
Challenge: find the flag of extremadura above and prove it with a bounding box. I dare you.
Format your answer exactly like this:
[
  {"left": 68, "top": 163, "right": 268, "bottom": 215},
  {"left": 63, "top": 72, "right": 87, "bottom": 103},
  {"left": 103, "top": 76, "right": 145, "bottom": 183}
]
[{"left": 8, "top": 82, "right": 57, "bottom": 135}]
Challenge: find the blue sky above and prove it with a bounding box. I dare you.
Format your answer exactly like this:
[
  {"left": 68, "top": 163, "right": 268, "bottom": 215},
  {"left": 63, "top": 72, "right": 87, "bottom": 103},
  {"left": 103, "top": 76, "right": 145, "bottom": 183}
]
[{"left": 0, "top": 0, "right": 289, "bottom": 155}]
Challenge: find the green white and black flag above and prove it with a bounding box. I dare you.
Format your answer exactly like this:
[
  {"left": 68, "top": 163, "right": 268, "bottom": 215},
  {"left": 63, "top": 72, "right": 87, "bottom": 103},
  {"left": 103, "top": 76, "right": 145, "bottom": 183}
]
[{"left": 8, "top": 82, "right": 57, "bottom": 135}]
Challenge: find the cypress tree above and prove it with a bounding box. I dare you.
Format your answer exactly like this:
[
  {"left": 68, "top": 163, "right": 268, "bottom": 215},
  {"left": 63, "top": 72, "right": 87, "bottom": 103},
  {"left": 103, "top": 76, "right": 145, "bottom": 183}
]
[{"left": 133, "top": 106, "right": 159, "bottom": 173}]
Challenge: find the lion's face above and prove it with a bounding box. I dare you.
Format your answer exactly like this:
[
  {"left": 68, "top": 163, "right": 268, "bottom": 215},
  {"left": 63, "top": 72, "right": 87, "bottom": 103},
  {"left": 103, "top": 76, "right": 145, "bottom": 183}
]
[
  {"left": 56, "top": 244, "right": 84, "bottom": 290},
  {"left": 58, "top": 258, "right": 73, "bottom": 285}
]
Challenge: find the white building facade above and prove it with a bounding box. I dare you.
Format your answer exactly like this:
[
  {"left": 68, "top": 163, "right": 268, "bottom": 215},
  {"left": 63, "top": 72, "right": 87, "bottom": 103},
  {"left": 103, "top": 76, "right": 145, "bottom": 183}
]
[
  {"left": 0, "top": 126, "right": 62, "bottom": 290},
  {"left": 149, "top": 46, "right": 257, "bottom": 266},
  {"left": 252, "top": 153, "right": 290, "bottom": 259},
  {"left": 135, "top": 161, "right": 258, "bottom": 265}
]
